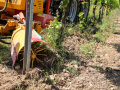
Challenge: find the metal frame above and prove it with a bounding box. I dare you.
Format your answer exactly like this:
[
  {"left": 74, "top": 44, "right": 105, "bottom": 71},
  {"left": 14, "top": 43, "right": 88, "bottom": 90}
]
[{"left": 45, "top": 0, "right": 51, "bottom": 14}]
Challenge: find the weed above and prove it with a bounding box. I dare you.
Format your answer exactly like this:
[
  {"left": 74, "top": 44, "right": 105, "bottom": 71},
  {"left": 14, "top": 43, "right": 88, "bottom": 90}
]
[
  {"left": 94, "top": 31, "right": 109, "bottom": 44},
  {"left": 94, "top": 66, "right": 103, "bottom": 71},
  {"left": 14, "top": 85, "right": 21, "bottom": 90},
  {"left": 80, "top": 31, "right": 92, "bottom": 40},
  {"left": 14, "top": 83, "right": 23, "bottom": 90},
  {"left": 0, "top": 42, "right": 11, "bottom": 63},
  {"left": 80, "top": 42, "right": 95, "bottom": 58},
  {"left": 72, "top": 60, "right": 81, "bottom": 66},
  {"left": 45, "top": 76, "right": 54, "bottom": 84},
  {"left": 45, "top": 72, "right": 54, "bottom": 84},
  {"left": 44, "top": 16, "right": 62, "bottom": 49},
  {"left": 55, "top": 78, "right": 59, "bottom": 82},
  {"left": 51, "top": 64, "right": 78, "bottom": 75},
  {"left": 66, "top": 66, "right": 78, "bottom": 75},
  {"left": 66, "top": 24, "right": 80, "bottom": 36}
]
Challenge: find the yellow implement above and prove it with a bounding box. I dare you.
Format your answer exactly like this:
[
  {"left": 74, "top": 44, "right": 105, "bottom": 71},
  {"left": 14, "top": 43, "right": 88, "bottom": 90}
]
[{"left": 0, "top": 0, "right": 43, "bottom": 13}]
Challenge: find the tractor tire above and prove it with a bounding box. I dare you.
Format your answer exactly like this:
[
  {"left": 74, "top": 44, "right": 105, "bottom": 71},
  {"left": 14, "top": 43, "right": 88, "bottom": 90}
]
[
  {"left": 83, "top": 0, "right": 90, "bottom": 20},
  {"left": 68, "top": 0, "right": 80, "bottom": 22},
  {"left": 68, "top": 0, "right": 90, "bottom": 22}
]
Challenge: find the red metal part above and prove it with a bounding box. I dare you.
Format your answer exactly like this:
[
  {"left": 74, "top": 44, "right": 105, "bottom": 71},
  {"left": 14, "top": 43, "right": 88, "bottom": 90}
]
[
  {"left": 15, "top": 10, "right": 26, "bottom": 15},
  {"left": 13, "top": 12, "right": 54, "bottom": 28},
  {"left": 45, "top": 0, "right": 51, "bottom": 14},
  {"left": 32, "top": 30, "right": 58, "bottom": 51},
  {"left": 11, "top": 41, "right": 17, "bottom": 66},
  {"left": 14, "top": 0, "right": 27, "bottom": 15},
  {"left": 33, "top": 13, "right": 54, "bottom": 28}
]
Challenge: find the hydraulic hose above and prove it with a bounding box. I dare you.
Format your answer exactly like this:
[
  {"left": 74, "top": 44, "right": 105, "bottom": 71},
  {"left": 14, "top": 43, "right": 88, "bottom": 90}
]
[{"left": 0, "top": 0, "right": 8, "bottom": 13}]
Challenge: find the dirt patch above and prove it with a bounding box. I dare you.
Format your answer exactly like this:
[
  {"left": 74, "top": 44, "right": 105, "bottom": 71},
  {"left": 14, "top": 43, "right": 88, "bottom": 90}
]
[{"left": 1, "top": 17, "right": 120, "bottom": 90}]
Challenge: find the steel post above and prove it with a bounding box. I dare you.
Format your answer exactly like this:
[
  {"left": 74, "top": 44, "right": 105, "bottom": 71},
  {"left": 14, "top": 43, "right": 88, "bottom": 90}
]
[{"left": 23, "top": 0, "right": 34, "bottom": 74}]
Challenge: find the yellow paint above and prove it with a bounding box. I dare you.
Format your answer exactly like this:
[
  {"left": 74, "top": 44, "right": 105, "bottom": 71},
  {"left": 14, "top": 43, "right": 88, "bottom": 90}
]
[
  {"left": 32, "top": 55, "right": 36, "bottom": 59},
  {"left": 37, "top": 14, "right": 45, "bottom": 17},
  {"left": 12, "top": 27, "right": 26, "bottom": 55},
  {"left": 34, "top": 0, "right": 43, "bottom": 13},
  {"left": 0, "top": 20, "right": 18, "bottom": 34},
  {"left": 33, "top": 21, "right": 42, "bottom": 34},
  {"left": 0, "top": 0, "right": 43, "bottom": 13},
  {"left": 0, "top": 0, "right": 25, "bottom": 10},
  {"left": 11, "top": 24, "right": 42, "bottom": 55}
]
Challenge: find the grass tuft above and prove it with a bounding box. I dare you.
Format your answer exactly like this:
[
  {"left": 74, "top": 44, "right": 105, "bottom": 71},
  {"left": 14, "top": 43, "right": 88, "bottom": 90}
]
[
  {"left": 0, "top": 42, "right": 11, "bottom": 63},
  {"left": 80, "top": 42, "right": 95, "bottom": 58}
]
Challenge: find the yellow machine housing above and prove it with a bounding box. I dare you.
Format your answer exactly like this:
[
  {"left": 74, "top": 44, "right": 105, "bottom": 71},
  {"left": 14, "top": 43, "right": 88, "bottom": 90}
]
[
  {"left": 0, "top": 0, "right": 43, "bottom": 35},
  {"left": 0, "top": 0, "right": 43, "bottom": 13}
]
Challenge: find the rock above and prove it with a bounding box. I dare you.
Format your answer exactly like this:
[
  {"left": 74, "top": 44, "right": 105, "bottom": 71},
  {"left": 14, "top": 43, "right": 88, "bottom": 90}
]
[
  {"left": 1, "top": 68, "right": 6, "bottom": 73},
  {"left": 49, "top": 75, "right": 55, "bottom": 80},
  {"left": 63, "top": 69, "right": 69, "bottom": 73},
  {"left": 73, "top": 65, "right": 78, "bottom": 68},
  {"left": 78, "top": 66, "right": 85, "bottom": 71},
  {"left": 64, "top": 73, "right": 70, "bottom": 77},
  {"left": 61, "top": 77, "right": 64, "bottom": 81},
  {"left": 28, "top": 68, "right": 43, "bottom": 80},
  {"left": 25, "top": 73, "right": 30, "bottom": 79},
  {"left": 1, "top": 60, "right": 9, "bottom": 65},
  {"left": 110, "top": 87, "right": 116, "bottom": 90},
  {"left": 15, "top": 65, "right": 20, "bottom": 70},
  {"left": 105, "top": 54, "right": 108, "bottom": 56},
  {"left": 100, "top": 55, "right": 104, "bottom": 57}
]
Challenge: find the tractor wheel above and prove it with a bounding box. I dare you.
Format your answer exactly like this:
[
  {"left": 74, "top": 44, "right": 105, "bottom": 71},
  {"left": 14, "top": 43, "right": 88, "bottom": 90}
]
[
  {"left": 68, "top": 0, "right": 90, "bottom": 22},
  {"left": 83, "top": 0, "right": 90, "bottom": 19},
  {"left": 68, "top": 0, "right": 79, "bottom": 22}
]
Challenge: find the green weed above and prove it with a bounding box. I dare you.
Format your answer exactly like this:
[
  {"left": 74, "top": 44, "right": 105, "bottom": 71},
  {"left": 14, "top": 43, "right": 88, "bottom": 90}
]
[
  {"left": 0, "top": 42, "right": 11, "bottom": 63},
  {"left": 14, "top": 84, "right": 23, "bottom": 90},
  {"left": 55, "top": 78, "right": 59, "bottom": 82},
  {"left": 80, "top": 42, "right": 95, "bottom": 58},
  {"left": 94, "top": 66, "right": 103, "bottom": 71},
  {"left": 94, "top": 31, "right": 109, "bottom": 44},
  {"left": 45, "top": 76, "right": 54, "bottom": 84},
  {"left": 44, "top": 16, "right": 62, "bottom": 49},
  {"left": 72, "top": 60, "right": 81, "bottom": 66},
  {"left": 66, "top": 66, "right": 78, "bottom": 75},
  {"left": 45, "top": 72, "right": 54, "bottom": 84}
]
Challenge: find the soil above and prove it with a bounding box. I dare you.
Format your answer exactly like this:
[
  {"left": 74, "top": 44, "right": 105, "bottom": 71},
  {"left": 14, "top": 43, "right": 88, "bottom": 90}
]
[{"left": 0, "top": 17, "right": 120, "bottom": 90}]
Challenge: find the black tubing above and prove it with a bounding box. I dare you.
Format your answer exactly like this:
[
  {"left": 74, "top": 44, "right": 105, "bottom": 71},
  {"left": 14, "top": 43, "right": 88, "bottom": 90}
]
[
  {"left": 0, "top": 39, "right": 11, "bottom": 44},
  {"left": 0, "top": 0, "right": 8, "bottom": 13}
]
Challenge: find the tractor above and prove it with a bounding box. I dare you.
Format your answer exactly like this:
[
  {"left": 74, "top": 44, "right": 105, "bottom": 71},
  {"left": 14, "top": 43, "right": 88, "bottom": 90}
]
[{"left": 0, "top": 0, "right": 90, "bottom": 70}]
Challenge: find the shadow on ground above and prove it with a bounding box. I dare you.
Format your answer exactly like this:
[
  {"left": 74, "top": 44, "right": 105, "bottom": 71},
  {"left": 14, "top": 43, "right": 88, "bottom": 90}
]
[
  {"left": 105, "top": 67, "right": 120, "bottom": 86},
  {"left": 0, "top": 43, "right": 11, "bottom": 62},
  {"left": 114, "top": 32, "right": 120, "bottom": 35},
  {"left": 0, "top": 43, "right": 13, "bottom": 70},
  {"left": 108, "top": 43, "right": 120, "bottom": 53},
  {"left": 92, "top": 66, "right": 120, "bottom": 87},
  {"left": 98, "top": 43, "right": 120, "bottom": 87}
]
